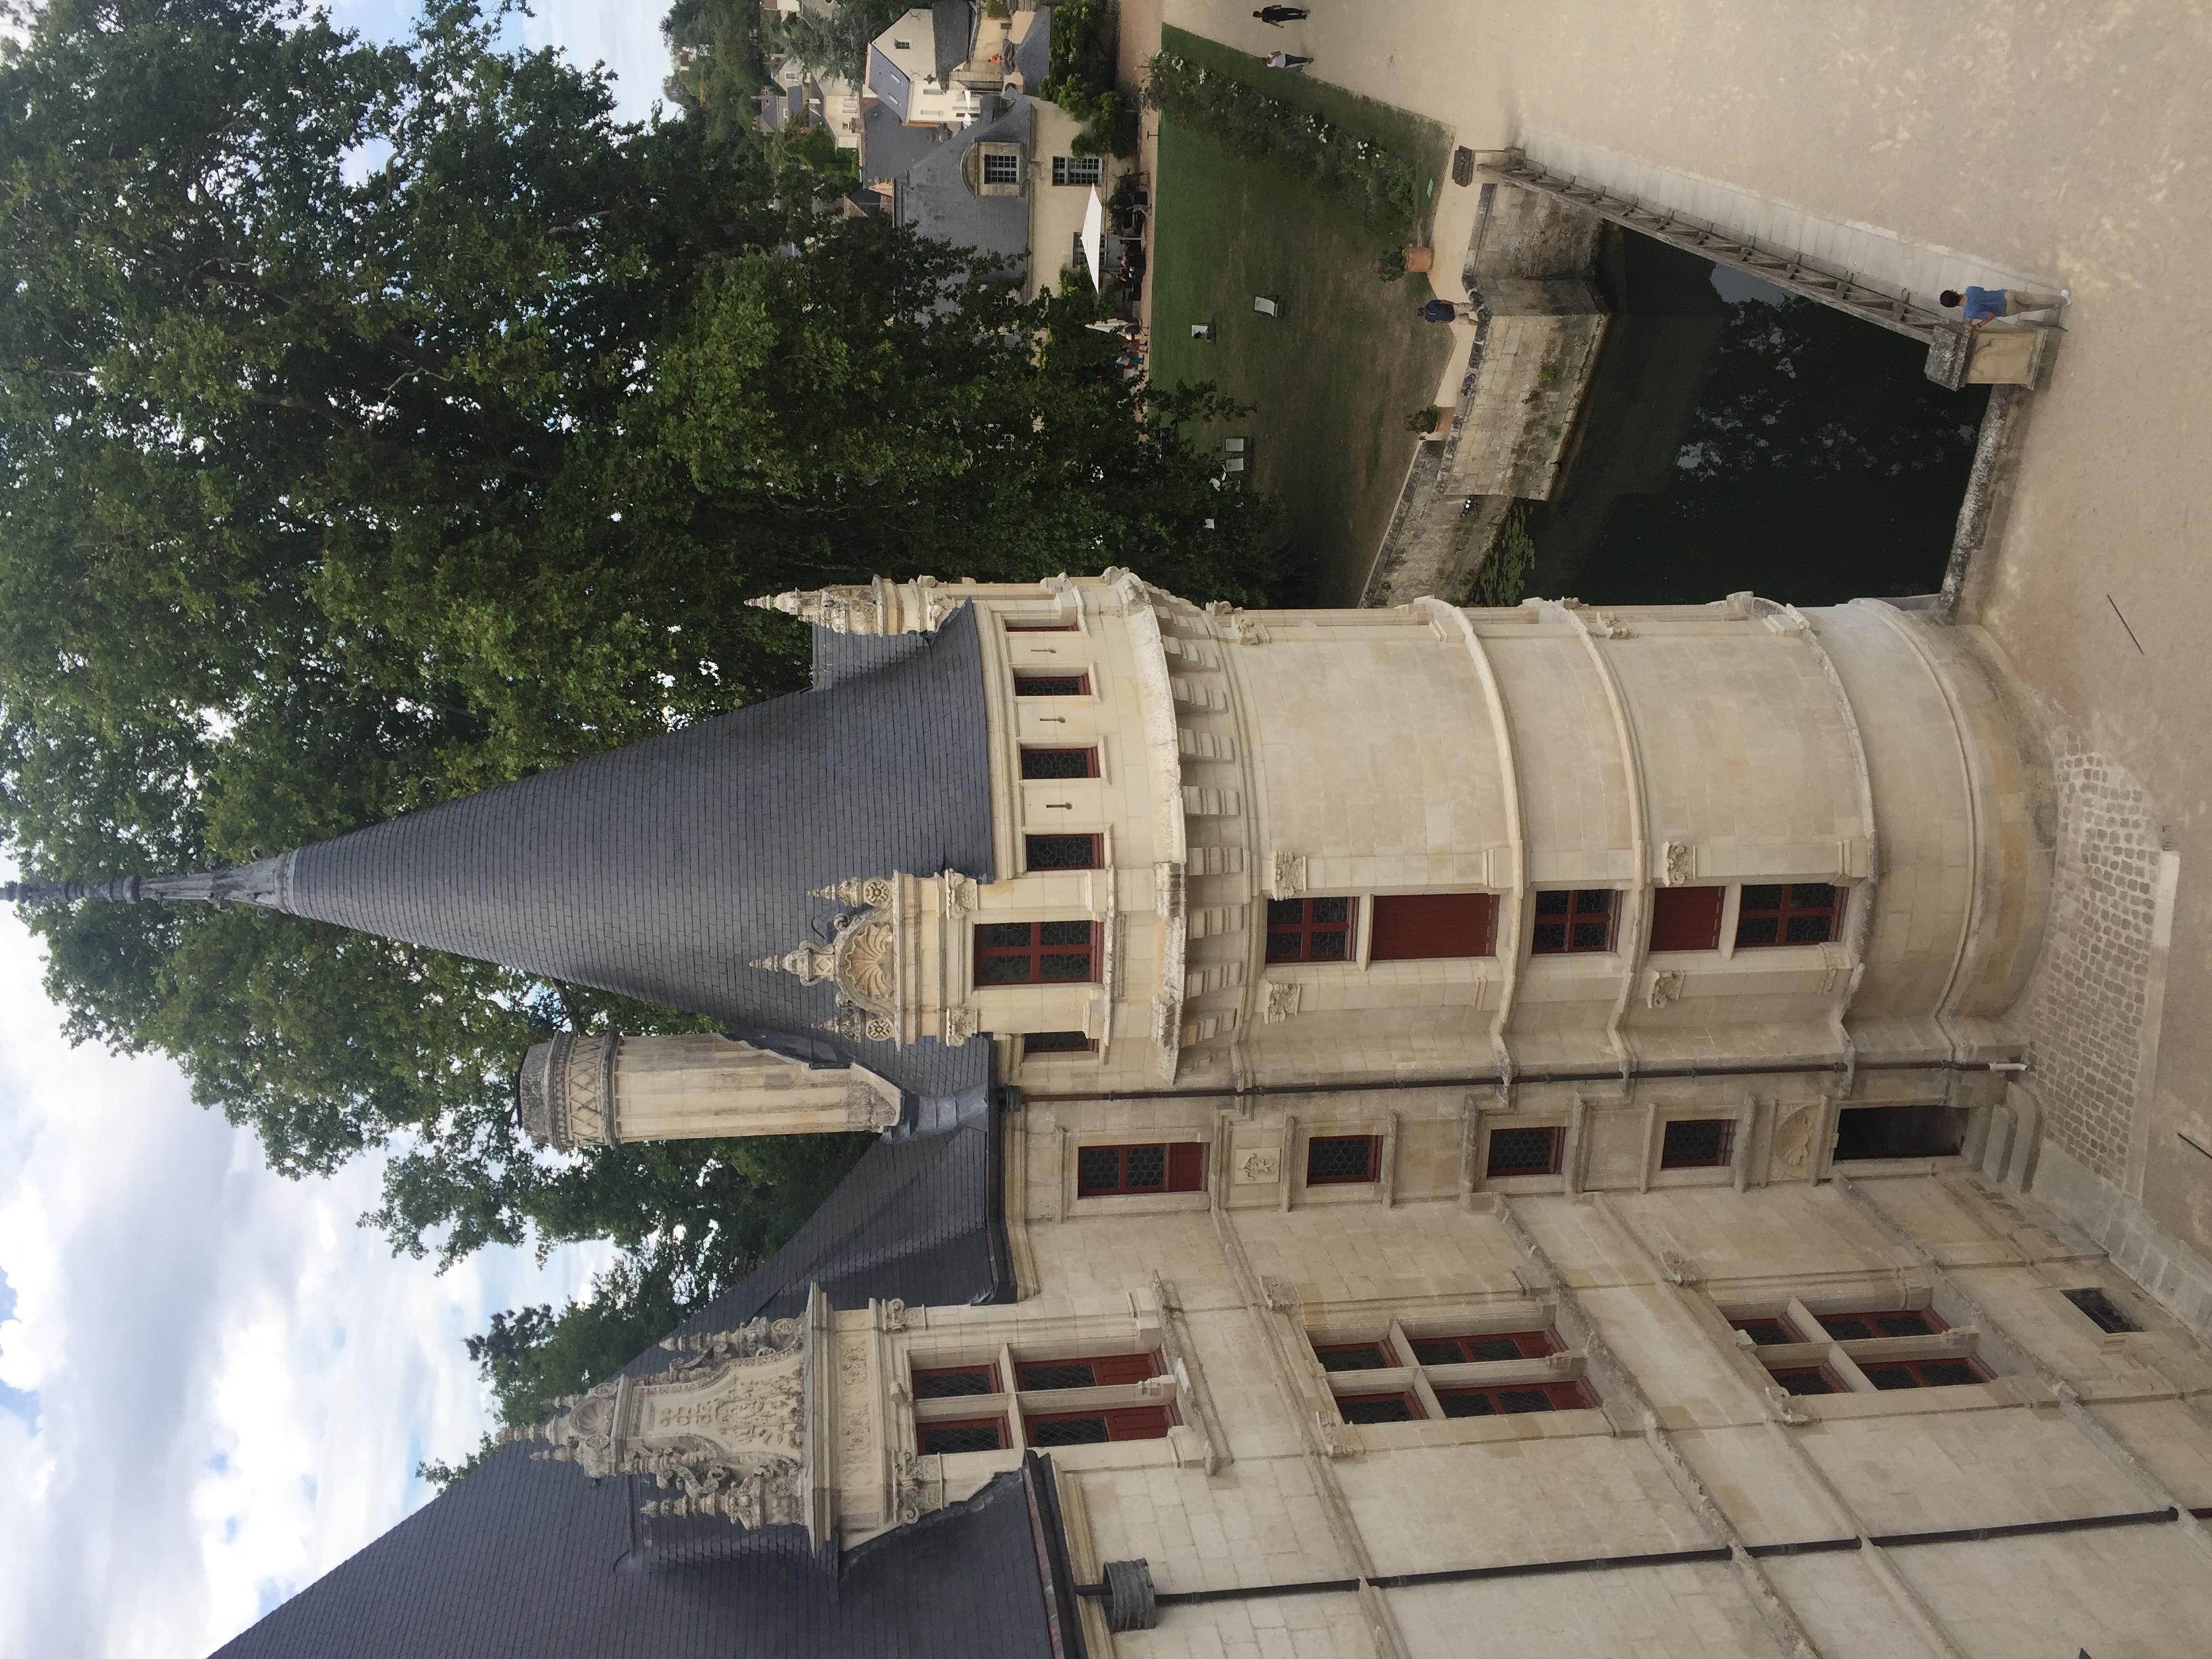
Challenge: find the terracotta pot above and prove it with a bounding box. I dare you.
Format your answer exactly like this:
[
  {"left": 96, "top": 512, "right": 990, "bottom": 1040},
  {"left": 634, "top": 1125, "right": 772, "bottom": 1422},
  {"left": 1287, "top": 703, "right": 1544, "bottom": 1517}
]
[{"left": 1401, "top": 246, "right": 1435, "bottom": 273}]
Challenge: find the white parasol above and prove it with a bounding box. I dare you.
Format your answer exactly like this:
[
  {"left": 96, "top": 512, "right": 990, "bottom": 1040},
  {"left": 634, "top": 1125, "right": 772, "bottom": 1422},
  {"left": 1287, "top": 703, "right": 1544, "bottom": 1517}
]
[{"left": 1080, "top": 186, "right": 1105, "bottom": 289}]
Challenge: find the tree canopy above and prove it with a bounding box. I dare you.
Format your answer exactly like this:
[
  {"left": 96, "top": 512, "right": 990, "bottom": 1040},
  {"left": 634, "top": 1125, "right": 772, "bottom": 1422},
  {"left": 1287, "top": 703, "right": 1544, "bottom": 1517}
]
[{"left": 0, "top": 0, "right": 1272, "bottom": 1326}]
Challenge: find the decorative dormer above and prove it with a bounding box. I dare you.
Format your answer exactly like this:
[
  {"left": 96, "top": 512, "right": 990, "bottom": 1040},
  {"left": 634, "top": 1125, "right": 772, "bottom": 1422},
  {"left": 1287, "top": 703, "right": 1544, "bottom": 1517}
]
[{"left": 753, "top": 868, "right": 987, "bottom": 1048}]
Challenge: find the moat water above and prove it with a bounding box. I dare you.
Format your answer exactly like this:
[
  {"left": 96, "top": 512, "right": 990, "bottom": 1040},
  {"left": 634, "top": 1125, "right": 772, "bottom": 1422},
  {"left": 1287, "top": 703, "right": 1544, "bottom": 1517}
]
[{"left": 1524, "top": 227, "right": 1991, "bottom": 607}]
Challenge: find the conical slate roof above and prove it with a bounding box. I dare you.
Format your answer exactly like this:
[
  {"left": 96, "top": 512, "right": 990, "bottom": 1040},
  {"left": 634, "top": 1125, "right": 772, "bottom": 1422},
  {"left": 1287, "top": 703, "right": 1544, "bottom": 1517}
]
[{"left": 268, "top": 607, "right": 994, "bottom": 1096}]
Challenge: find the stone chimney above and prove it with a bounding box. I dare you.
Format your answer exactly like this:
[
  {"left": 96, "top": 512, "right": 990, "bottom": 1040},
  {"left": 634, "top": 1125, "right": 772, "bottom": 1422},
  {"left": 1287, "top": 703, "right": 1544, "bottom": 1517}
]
[{"left": 516, "top": 1032, "right": 903, "bottom": 1150}]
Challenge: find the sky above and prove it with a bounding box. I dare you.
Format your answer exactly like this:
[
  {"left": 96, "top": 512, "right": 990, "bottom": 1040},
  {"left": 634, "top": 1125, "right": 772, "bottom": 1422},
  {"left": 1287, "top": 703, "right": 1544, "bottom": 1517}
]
[{"left": 0, "top": 6, "right": 671, "bottom": 1657}]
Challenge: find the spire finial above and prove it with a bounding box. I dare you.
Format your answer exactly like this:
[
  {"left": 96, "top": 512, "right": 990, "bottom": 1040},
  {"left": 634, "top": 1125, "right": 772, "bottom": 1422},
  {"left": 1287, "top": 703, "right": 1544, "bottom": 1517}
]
[{"left": 2, "top": 853, "right": 298, "bottom": 911}]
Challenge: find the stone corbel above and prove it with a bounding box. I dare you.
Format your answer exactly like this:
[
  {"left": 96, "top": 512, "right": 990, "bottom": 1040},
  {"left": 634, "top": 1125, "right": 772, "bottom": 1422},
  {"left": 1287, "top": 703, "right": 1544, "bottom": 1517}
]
[{"left": 1269, "top": 852, "right": 1307, "bottom": 899}]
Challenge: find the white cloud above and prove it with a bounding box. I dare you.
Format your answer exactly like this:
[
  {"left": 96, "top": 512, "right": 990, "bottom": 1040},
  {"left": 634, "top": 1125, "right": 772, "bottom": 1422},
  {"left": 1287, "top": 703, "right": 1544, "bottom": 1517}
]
[{"left": 0, "top": 911, "right": 612, "bottom": 1659}]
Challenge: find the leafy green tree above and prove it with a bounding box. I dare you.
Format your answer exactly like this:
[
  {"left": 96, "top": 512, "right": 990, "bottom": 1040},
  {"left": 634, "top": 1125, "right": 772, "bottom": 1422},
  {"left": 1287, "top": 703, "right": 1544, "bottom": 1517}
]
[
  {"left": 775, "top": 0, "right": 907, "bottom": 89},
  {"left": 0, "top": 0, "right": 1271, "bottom": 1285}
]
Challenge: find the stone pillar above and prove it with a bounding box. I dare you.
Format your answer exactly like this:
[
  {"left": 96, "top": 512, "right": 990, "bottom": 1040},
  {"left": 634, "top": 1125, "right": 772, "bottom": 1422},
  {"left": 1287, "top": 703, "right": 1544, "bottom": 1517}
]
[{"left": 516, "top": 1032, "right": 903, "bottom": 1150}]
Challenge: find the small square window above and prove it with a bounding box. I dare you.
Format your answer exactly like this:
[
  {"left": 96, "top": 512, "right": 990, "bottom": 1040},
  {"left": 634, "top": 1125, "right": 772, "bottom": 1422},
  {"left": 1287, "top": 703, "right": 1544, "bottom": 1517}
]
[
  {"left": 2063, "top": 1287, "right": 2141, "bottom": 1334},
  {"left": 1020, "top": 745, "right": 1099, "bottom": 779},
  {"left": 912, "top": 1364, "right": 998, "bottom": 1399},
  {"left": 1732, "top": 1315, "right": 1799, "bottom": 1347},
  {"left": 1022, "top": 1030, "right": 1097, "bottom": 1057},
  {"left": 1337, "top": 1392, "right": 1420, "bottom": 1425},
  {"left": 1861, "top": 1358, "right": 1989, "bottom": 1390},
  {"left": 1025, "top": 833, "right": 1102, "bottom": 870},
  {"left": 1076, "top": 1142, "right": 1206, "bottom": 1197},
  {"left": 1816, "top": 1307, "right": 1944, "bottom": 1342},
  {"left": 1409, "top": 1330, "right": 1557, "bottom": 1366},
  {"left": 974, "top": 919, "right": 1097, "bottom": 985},
  {"left": 1485, "top": 1125, "right": 1563, "bottom": 1179},
  {"left": 1770, "top": 1366, "right": 1845, "bottom": 1397},
  {"left": 1531, "top": 889, "right": 1617, "bottom": 954},
  {"left": 1433, "top": 1380, "right": 1593, "bottom": 1416},
  {"left": 1660, "top": 1118, "right": 1735, "bottom": 1170},
  {"left": 1013, "top": 672, "right": 1090, "bottom": 697},
  {"left": 983, "top": 150, "right": 1022, "bottom": 185},
  {"left": 1734, "top": 882, "right": 1843, "bottom": 947},
  {"left": 1312, "top": 1339, "right": 1397, "bottom": 1372},
  {"left": 1650, "top": 884, "right": 1724, "bottom": 951},
  {"left": 1267, "top": 897, "right": 1355, "bottom": 962},
  {"left": 918, "top": 1418, "right": 1007, "bottom": 1454},
  {"left": 1306, "top": 1134, "right": 1380, "bottom": 1185},
  {"left": 1370, "top": 893, "right": 1498, "bottom": 960},
  {"left": 1017, "top": 1353, "right": 1159, "bottom": 1390}
]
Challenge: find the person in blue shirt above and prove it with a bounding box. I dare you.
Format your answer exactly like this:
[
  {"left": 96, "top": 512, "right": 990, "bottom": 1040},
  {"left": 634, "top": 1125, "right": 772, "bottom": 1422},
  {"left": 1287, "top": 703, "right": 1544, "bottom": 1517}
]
[
  {"left": 1940, "top": 285, "right": 2070, "bottom": 327},
  {"left": 1420, "top": 298, "right": 1476, "bottom": 323}
]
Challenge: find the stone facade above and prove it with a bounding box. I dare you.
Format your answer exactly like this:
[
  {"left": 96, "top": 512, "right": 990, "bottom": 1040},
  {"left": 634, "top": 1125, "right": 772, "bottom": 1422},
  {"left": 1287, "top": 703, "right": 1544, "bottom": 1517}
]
[{"left": 501, "top": 574, "right": 2212, "bottom": 1656}]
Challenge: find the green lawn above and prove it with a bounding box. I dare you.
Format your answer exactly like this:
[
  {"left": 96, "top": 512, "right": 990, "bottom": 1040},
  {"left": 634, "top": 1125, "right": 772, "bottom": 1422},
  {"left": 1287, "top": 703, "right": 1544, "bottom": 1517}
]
[{"left": 1147, "top": 27, "right": 1456, "bottom": 602}]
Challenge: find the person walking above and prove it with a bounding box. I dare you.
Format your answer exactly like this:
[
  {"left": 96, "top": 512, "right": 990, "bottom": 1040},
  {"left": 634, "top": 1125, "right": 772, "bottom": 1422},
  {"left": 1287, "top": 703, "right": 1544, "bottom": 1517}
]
[
  {"left": 1938, "top": 285, "right": 2070, "bottom": 327},
  {"left": 1254, "top": 6, "right": 1312, "bottom": 22},
  {"left": 1263, "top": 49, "right": 1313, "bottom": 68}
]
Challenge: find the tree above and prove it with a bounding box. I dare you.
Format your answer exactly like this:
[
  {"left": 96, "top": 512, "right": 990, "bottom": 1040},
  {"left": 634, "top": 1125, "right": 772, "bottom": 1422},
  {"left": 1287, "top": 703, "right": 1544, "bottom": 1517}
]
[
  {"left": 0, "top": 0, "right": 1274, "bottom": 1277},
  {"left": 775, "top": 0, "right": 908, "bottom": 91}
]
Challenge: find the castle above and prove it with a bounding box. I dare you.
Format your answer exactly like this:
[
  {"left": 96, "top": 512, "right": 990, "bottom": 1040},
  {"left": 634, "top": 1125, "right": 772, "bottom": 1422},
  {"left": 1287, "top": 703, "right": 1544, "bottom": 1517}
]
[{"left": 47, "top": 572, "right": 2205, "bottom": 1658}]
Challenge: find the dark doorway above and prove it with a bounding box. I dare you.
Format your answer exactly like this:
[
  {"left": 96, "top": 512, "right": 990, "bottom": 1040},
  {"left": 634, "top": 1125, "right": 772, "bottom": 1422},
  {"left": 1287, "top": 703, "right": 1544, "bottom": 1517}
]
[
  {"left": 1832, "top": 1103, "right": 1969, "bottom": 1162},
  {"left": 1525, "top": 228, "right": 1990, "bottom": 606}
]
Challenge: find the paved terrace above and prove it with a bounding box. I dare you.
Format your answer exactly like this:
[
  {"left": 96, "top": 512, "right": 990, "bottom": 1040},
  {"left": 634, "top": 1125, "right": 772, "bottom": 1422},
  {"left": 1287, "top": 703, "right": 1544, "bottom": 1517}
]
[{"left": 1158, "top": 0, "right": 2212, "bottom": 1315}]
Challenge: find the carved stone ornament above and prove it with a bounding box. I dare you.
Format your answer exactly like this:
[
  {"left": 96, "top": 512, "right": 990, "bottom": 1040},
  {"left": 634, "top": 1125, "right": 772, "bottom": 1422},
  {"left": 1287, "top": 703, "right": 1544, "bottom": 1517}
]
[
  {"left": 1658, "top": 840, "right": 1696, "bottom": 886},
  {"left": 523, "top": 1316, "right": 808, "bottom": 1529},
  {"left": 941, "top": 873, "right": 981, "bottom": 919},
  {"left": 881, "top": 1298, "right": 924, "bottom": 1332},
  {"left": 516, "top": 1031, "right": 616, "bottom": 1151},
  {"left": 1647, "top": 969, "right": 1685, "bottom": 1010},
  {"left": 1270, "top": 852, "right": 1307, "bottom": 897},
  {"left": 1263, "top": 980, "right": 1300, "bottom": 1024},
  {"left": 1771, "top": 1104, "right": 1821, "bottom": 1172},
  {"left": 747, "top": 585, "right": 884, "bottom": 635},
  {"left": 1235, "top": 1147, "right": 1282, "bottom": 1185},
  {"left": 941, "top": 1006, "right": 981, "bottom": 1046},
  {"left": 754, "top": 895, "right": 901, "bottom": 1040},
  {"left": 813, "top": 876, "right": 897, "bottom": 909},
  {"left": 893, "top": 1450, "right": 945, "bottom": 1525}
]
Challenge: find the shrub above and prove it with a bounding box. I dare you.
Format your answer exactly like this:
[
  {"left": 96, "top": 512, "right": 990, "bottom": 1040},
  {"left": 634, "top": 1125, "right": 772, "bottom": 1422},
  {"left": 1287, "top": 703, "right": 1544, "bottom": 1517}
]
[
  {"left": 1143, "top": 52, "right": 1418, "bottom": 230},
  {"left": 1467, "top": 506, "right": 1536, "bottom": 606}
]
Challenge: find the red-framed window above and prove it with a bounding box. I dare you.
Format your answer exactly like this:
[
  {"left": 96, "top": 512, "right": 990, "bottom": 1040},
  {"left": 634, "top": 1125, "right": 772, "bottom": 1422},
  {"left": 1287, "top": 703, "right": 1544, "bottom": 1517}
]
[
  {"left": 1734, "top": 882, "right": 1843, "bottom": 947},
  {"left": 1267, "top": 897, "right": 1355, "bottom": 962},
  {"left": 918, "top": 1417, "right": 1008, "bottom": 1454},
  {"left": 1408, "top": 1329, "right": 1559, "bottom": 1366},
  {"left": 1434, "top": 1380, "right": 1595, "bottom": 1418},
  {"left": 1026, "top": 1406, "right": 1174, "bottom": 1446},
  {"left": 1336, "top": 1391, "right": 1422, "bottom": 1425},
  {"left": 1485, "top": 1125, "right": 1563, "bottom": 1179},
  {"left": 912, "top": 1363, "right": 999, "bottom": 1401},
  {"left": 1660, "top": 1118, "right": 1735, "bottom": 1169},
  {"left": 973, "top": 920, "right": 1097, "bottom": 985},
  {"left": 1025, "top": 833, "right": 1102, "bottom": 870},
  {"left": 1022, "top": 1030, "right": 1097, "bottom": 1057},
  {"left": 1650, "top": 885, "right": 1725, "bottom": 951},
  {"left": 1731, "top": 1315, "right": 1800, "bottom": 1347},
  {"left": 1020, "top": 745, "right": 1099, "bottom": 779},
  {"left": 1015, "top": 1353, "right": 1160, "bottom": 1390},
  {"left": 1013, "top": 672, "right": 1090, "bottom": 697},
  {"left": 1370, "top": 893, "right": 1498, "bottom": 960},
  {"left": 1306, "top": 1134, "right": 1380, "bottom": 1185},
  {"left": 1311, "top": 1339, "right": 1398, "bottom": 1374},
  {"left": 1005, "top": 620, "right": 1079, "bottom": 632},
  {"left": 1076, "top": 1142, "right": 1206, "bottom": 1197},
  {"left": 1815, "top": 1307, "right": 1946, "bottom": 1341},
  {"left": 1769, "top": 1366, "right": 1847, "bottom": 1397},
  {"left": 1860, "top": 1357, "right": 1990, "bottom": 1390},
  {"left": 1530, "top": 889, "right": 1617, "bottom": 954}
]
